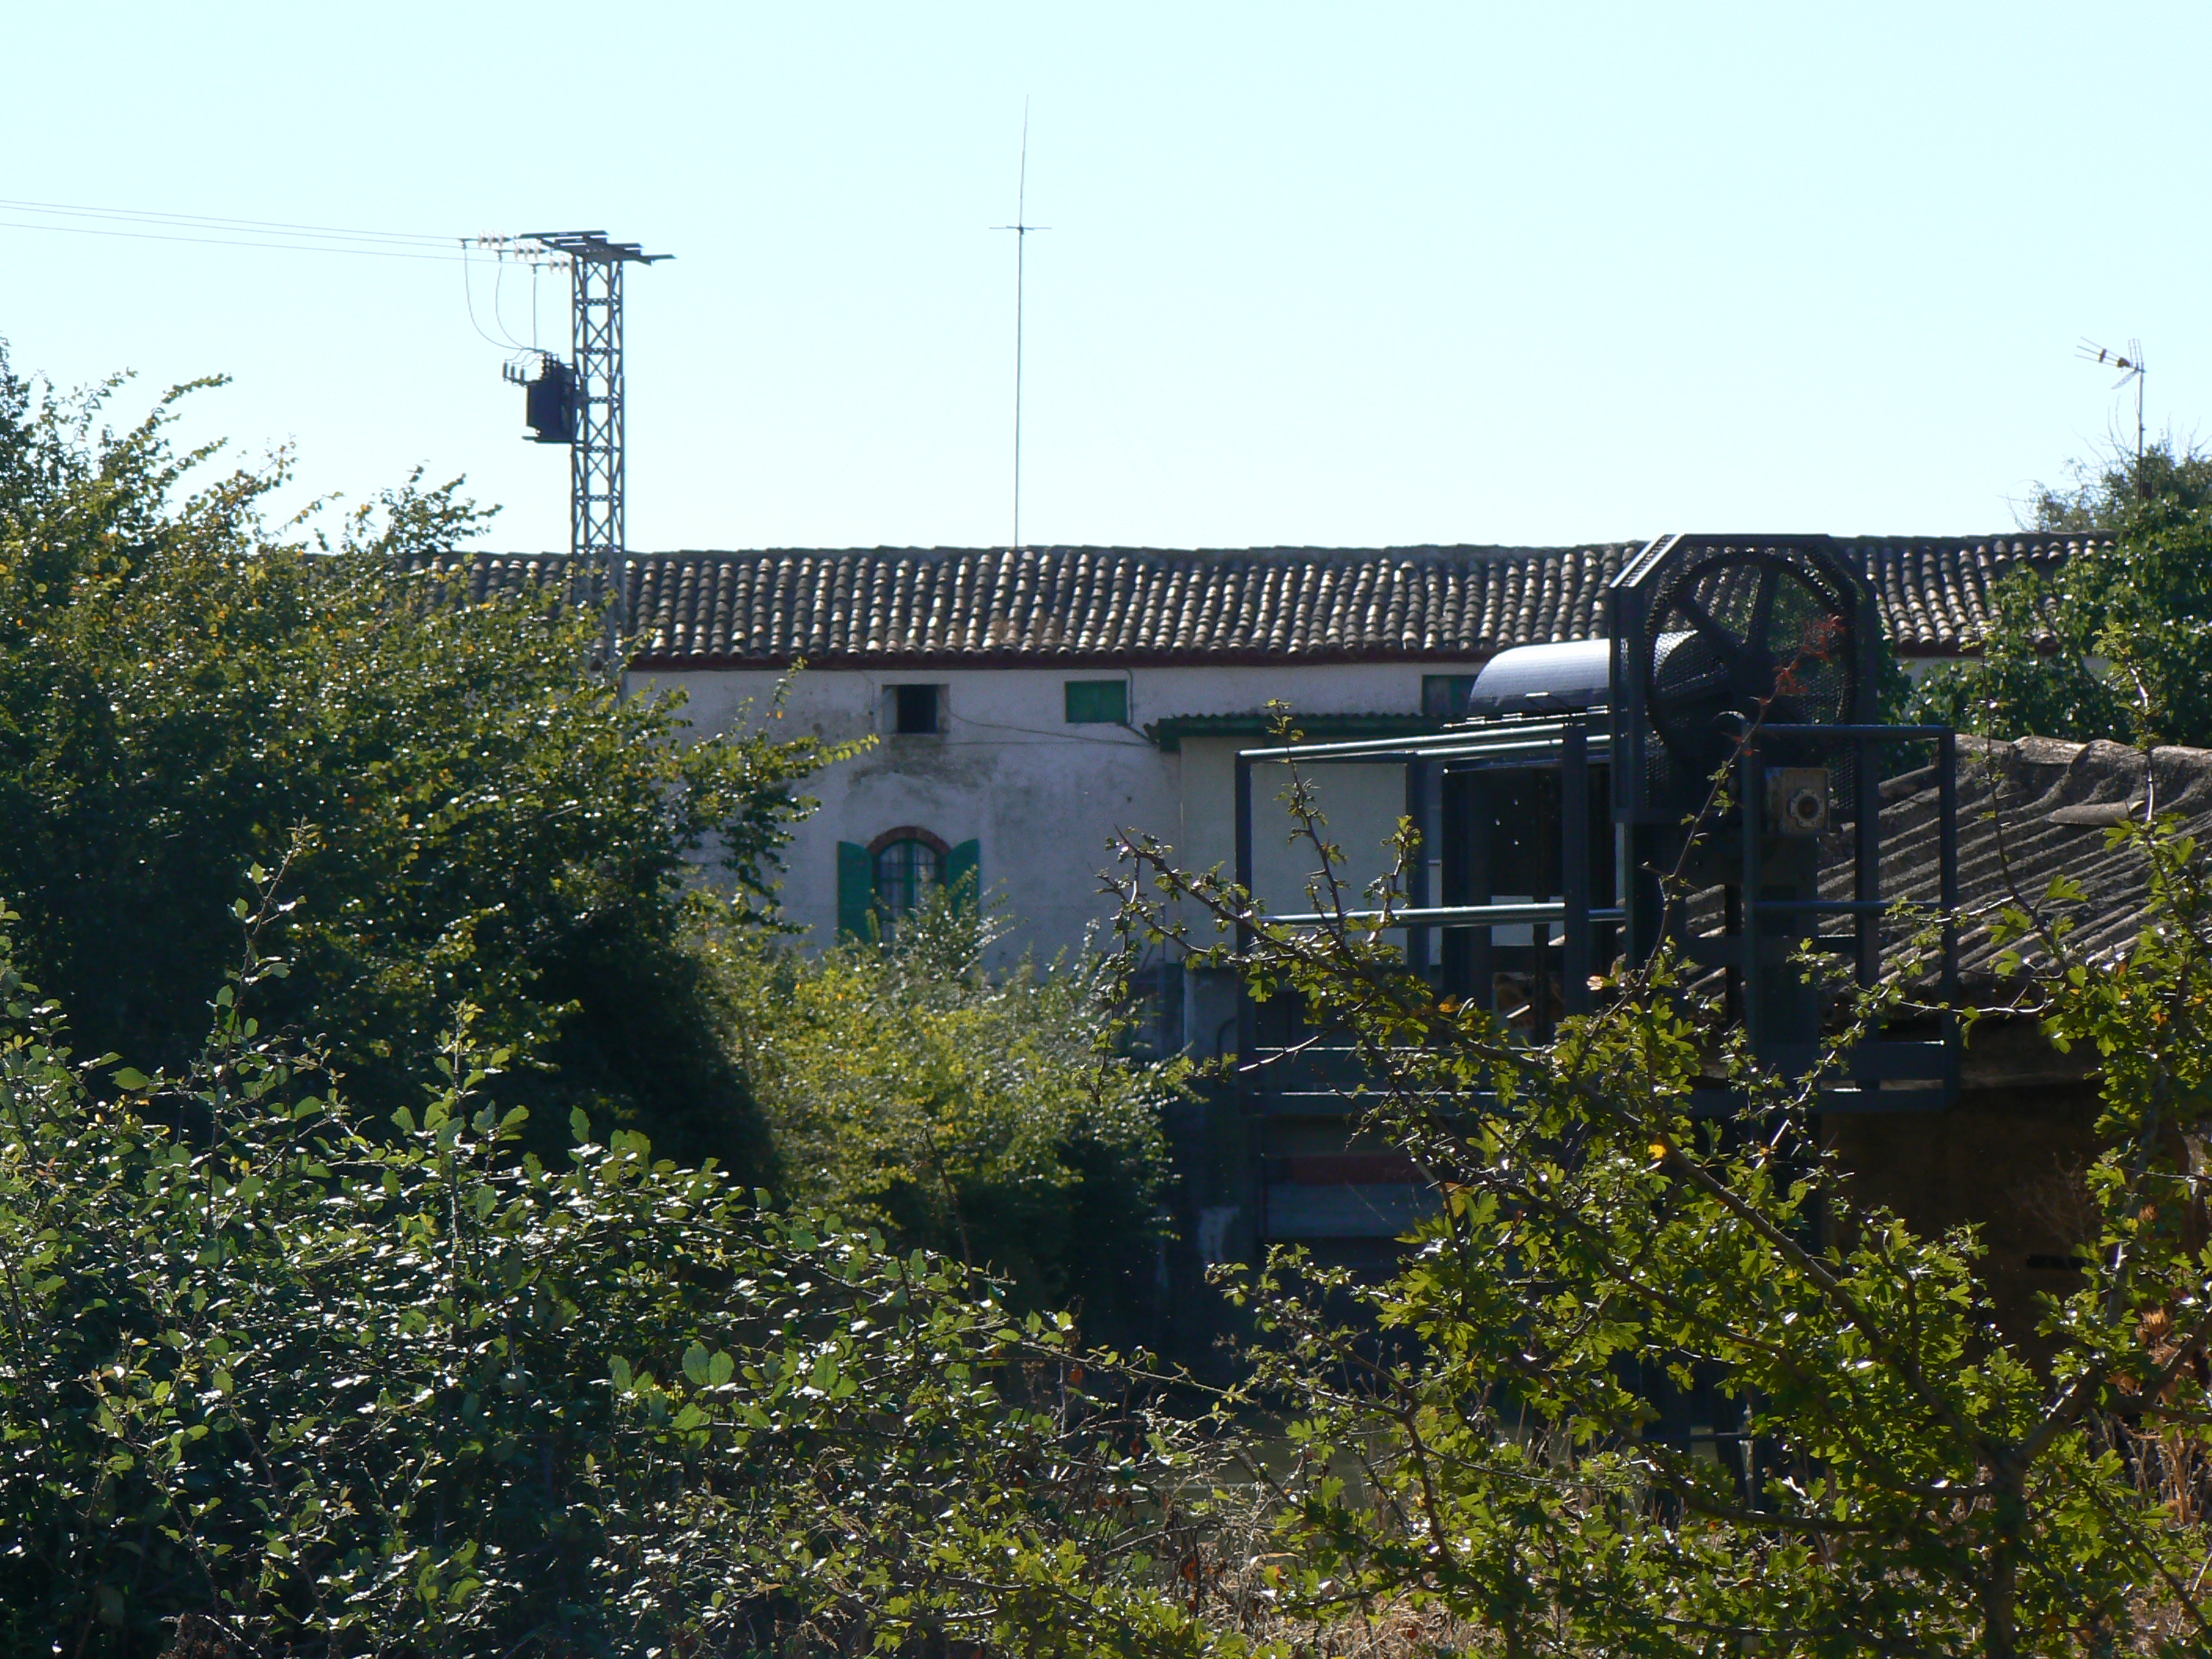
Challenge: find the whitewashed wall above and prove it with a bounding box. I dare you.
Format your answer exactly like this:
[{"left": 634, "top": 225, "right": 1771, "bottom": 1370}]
[{"left": 649, "top": 661, "right": 1461, "bottom": 965}]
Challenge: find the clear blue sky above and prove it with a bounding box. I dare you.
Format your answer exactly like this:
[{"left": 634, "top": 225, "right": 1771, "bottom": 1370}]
[{"left": 3, "top": 4, "right": 2199, "bottom": 554}]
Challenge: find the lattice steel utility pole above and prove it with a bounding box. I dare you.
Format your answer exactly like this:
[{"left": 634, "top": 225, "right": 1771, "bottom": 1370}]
[{"left": 492, "top": 230, "right": 670, "bottom": 661}]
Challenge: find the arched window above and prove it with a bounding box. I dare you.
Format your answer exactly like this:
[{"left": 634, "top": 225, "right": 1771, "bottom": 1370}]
[
  {"left": 836, "top": 829, "right": 978, "bottom": 943},
  {"left": 873, "top": 834, "right": 943, "bottom": 919}
]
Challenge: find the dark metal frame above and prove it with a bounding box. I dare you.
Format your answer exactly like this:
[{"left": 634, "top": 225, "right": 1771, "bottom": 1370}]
[
  {"left": 1719, "top": 723, "right": 1960, "bottom": 1106},
  {"left": 1231, "top": 712, "right": 1958, "bottom": 1125},
  {"left": 1235, "top": 723, "right": 1619, "bottom": 975},
  {"left": 1232, "top": 716, "right": 1618, "bottom": 1107},
  {"left": 1224, "top": 537, "right": 1963, "bottom": 1248},
  {"left": 521, "top": 231, "right": 670, "bottom": 659}
]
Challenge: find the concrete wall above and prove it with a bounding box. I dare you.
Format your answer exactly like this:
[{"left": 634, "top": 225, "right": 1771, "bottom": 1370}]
[
  {"left": 646, "top": 661, "right": 1459, "bottom": 965},
  {"left": 1828, "top": 1020, "right": 2108, "bottom": 1354},
  {"left": 1176, "top": 735, "right": 1415, "bottom": 921}
]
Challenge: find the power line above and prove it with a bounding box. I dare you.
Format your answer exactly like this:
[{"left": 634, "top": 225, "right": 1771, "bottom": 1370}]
[
  {"left": 0, "top": 200, "right": 671, "bottom": 657},
  {"left": 0, "top": 214, "right": 467, "bottom": 262},
  {"left": 460, "top": 243, "right": 542, "bottom": 353},
  {"left": 460, "top": 241, "right": 539, "bottom": 354},
  {"left": 492, "top": 256, "right": 534, "bottom": 351},
  {"left": 0, "top": 196, "right": 452, "bottom": 245}
]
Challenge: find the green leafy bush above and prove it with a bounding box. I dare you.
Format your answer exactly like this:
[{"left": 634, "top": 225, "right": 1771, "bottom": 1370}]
[
  {"left": 1910, "top": 441, "right": 2212, "bottom": 749},
  {"left": 1113, "top": 759, "right": 2212, "bottom": 1657},
  {"left": 0, "top": 350, "right": 830, "bottom": 1174},
  {"left": 703, "top": 889, "right": 1176, "bottom": 1335},
  {"left": 0, "top": 900, "right": 1234, "bottom": 1657}
]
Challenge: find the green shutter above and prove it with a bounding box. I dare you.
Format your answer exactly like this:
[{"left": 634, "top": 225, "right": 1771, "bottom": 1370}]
[
  {"left": 837, "top": 841, "right": 874, "bottom": 940},
  {"left": 1064, "top": 679, "right": 1128, "bottom": 723},
  {"left": 946, "top": 839, "right": 980, "bottom": 912}
]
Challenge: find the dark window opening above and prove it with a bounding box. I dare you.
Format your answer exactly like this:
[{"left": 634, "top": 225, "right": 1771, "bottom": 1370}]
[
  {"left": 1438, "top": 762, "right": 1617, "bottom": 1031},
  {"left": 874, "top": 837, "right": 942, "bottom": 917},
  {"left": 1065, "top": 679, "right": 1129, "bottom": 724},
  {"left": 892, "top": 683, "right": 942, "bottom": 734},
  {"left": 1422, "top": 674, "right": 1479, "bottom": 720}
]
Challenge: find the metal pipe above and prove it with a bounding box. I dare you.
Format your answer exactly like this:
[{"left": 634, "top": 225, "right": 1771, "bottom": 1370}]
[
  {"left": 1756, "top": 723, "right": 1954, "bottom": 738},
  {"left": 1236, "top": 727, "right": 1614, "bottom": 764},
  {"left": 1404, "top": 755, "right": 1430, "bottom": 975},
  {"left": 1562, "top": 718, "right": 1591, "bottom": 1013},
  {"left": 1437, "top": 740, "right": 1618, "bottom": 770},
  {"left": 1854, "top": 723, "right": 1881, "bottom": 991},
  {"left": 1756, "top": 899, "right": 1910, "bottom": 915},
  {"left": 1232, "top": 751, "right": 1262, "bottom": 1249},
  {"left": 1234, "top": 753, "right": 1255, "bottom": 1070},
  {"left": 1259, "top": 903, "right": 1628, "bottom": 928},
  {"left": 1740, "top": 739, "right": 1762, "bottom": 1047},
  {"left": 1939, "top": 730, "right": 1959, "bottom": 1008}
]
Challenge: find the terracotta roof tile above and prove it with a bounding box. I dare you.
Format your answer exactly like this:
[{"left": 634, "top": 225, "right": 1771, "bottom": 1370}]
[{"left": 404, "top": 538, "right": 2102, "bottom": 668}]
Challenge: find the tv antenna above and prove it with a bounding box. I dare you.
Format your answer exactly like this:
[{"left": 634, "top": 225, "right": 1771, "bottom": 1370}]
[
  {"left": 2079, "top": 337, "right": 2146, "bottom": 491},
  {"left": 992, "top": 102, "right": 1048, "bottom": 550},
  {"left": 467, "top": 229, "right": 671, "bottom": 668}
]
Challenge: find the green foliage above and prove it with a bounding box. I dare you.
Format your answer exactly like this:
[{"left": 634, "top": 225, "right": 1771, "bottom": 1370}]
[
  {"left": 0, "top": 902, "right": 1243, "bottom": 1658},
  {"left": 702, "top": 887, "right": 1176, "bottom": 1334},
  {"left": 1910, "top": 442, "right": 2212, "bottom": 749},
  {"left": 0, "top": 347, "right": 830, "bottom": 1173},
  {"left": 1113, "top": 756, "right": 2212, "bottom": 1657}
]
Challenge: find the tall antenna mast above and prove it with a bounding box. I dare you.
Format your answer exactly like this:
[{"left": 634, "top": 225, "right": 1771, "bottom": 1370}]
[
  {"left": 473, "top": 229, "right": 671, "bottom": 668},
  {"left": 2080, "top": 338, "right": 2147, "bottom": 494},
  {"left": 993, "top": 102, "right": 1047, "bottom": 549}
]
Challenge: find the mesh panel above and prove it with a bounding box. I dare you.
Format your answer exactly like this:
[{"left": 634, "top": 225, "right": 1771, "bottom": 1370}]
[{"left": 1641, "top": 548, "right": 1857, "bottom": 804}]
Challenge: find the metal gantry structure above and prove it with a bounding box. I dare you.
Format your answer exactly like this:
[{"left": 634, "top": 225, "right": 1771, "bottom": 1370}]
[
  {"left": 1228, "top": 534, "right": 1962, "bottom": 1251},
  {"left": 479, "top": 230, "right": 670, "bottom": 663},
  {"left": 1220, "top": 536, "right": 1964, "bottom": 1468}
]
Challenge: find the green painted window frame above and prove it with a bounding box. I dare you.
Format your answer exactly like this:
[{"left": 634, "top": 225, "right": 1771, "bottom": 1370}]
[
  {"left": 836, "top": 842, "right": 875, "bottom": 940},
  {"left": 1064, "top": 678, "right": 1129, "bottom": 725},
  {"left": 837, "top": 834, "right": 980, "bottom": 940},
  {"left": 944, "top": 838, "right": 980, "bottom": 905}
]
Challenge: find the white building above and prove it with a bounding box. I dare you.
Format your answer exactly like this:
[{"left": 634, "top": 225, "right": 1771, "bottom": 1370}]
[
  {"left": 448, "top": 536, "right": 2093, "bottom": 984},
  {"left": 428, "top": 535, "right": 2095, "bottom": 1284}
]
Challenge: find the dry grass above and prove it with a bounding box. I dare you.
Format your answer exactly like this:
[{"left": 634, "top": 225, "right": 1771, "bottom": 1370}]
[{"left": 1155, "top": 1415, "right": 2212, "bottom": 1657}]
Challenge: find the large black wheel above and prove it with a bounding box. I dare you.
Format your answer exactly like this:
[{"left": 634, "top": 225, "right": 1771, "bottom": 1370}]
[{"left": 1639, "top": 548, "right": 1858, "bottom": 782}]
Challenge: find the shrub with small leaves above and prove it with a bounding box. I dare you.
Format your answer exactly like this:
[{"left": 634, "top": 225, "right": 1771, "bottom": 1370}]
[
  {"left": 0, "top": 893, "right": 1251, "bottom": 1658},
  {"left": 1111, "top": 729, "right": 2212, "bottom": 1658},
  {"left": 703, "top": 887, "right": 1176, "bottom": 1333},
  {"left": 0, "top": 345, "right": 835, "bottom": 1175}
]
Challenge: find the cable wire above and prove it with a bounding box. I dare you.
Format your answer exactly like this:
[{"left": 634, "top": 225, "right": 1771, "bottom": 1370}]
[
  {"left": 0, "top": 196, "right": 453, "bottom": 246},
  {"left": 491, "top": 254, "right": 534, "bottom": 351},
  {"left": 0, "top": 215, "right": 467, "bottom": 262},
  {"left": 461, "top": 241, "right": 534, "bottom": 351}
]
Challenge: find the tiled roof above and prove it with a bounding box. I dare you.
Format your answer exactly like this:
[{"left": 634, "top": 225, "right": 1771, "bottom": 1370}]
[
  {"left": 410, "top": 537, "right": 2101, "bottom": 668},
  {"left": 1841, "top": 537, "right": 2086, "bottom": 657},
  {"left": 1873, "top": 735, "right": 2212, "bottom": 995}
]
